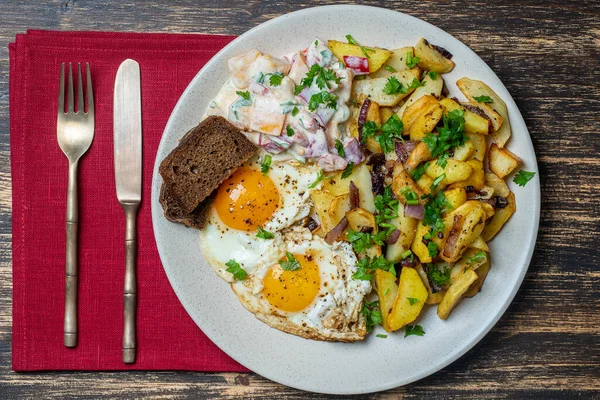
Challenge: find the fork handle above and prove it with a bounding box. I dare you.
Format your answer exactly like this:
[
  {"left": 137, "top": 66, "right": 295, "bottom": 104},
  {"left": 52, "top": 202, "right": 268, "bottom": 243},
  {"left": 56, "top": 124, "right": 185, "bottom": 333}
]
[
  {"left": 122, "top": 202, "right": 139, "bottom": 363},
  {"left": 64, "top": 160, "right": 79, "bottom": 347}
]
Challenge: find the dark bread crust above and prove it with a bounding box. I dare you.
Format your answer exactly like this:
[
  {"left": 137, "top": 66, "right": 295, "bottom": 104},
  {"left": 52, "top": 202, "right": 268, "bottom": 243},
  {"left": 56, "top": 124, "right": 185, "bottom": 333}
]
[
  {"left": 160, "top": 182, "right": 215, "bottom": 229},
  {"left": 159, "top": 116, "right": 257, "bottom": 214}
]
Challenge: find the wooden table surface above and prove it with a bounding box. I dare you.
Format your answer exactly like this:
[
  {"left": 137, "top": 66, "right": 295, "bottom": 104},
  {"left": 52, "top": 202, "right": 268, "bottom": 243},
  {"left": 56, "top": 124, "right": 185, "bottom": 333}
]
[{"left": 1, "top": 0, "right": 599, "bottom": 398}]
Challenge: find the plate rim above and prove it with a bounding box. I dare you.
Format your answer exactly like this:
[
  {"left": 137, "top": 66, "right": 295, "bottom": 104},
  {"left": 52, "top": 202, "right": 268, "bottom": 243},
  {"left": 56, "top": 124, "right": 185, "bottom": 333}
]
[{"left": 151, "top": 4, "right": 541, "bottom": 394}]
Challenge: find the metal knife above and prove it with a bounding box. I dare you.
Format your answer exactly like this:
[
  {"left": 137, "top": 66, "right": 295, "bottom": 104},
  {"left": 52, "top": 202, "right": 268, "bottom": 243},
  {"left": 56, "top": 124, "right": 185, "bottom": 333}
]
[{"left": 114, "top": 59, "right": 142, "bottom": 364}]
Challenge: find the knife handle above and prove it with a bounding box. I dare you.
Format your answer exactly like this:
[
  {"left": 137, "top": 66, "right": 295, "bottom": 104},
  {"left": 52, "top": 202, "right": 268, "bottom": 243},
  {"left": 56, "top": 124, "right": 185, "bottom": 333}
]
[
  {"left": 122, "top": 202, "right": 139, "bottom": 363},
  {"left": 64, "top": 160, "right": 79, "bottom": 348}
]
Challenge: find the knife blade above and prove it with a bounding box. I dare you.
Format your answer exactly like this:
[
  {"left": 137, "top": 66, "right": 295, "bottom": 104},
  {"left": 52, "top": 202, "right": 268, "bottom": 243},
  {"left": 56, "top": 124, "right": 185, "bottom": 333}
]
[{"left": 114, "top": 59, "right": 142, "bottom": 364}]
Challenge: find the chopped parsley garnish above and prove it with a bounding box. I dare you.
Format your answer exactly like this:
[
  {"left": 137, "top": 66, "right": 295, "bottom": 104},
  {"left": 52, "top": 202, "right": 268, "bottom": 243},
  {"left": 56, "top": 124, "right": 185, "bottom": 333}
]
[
  {"left": 314, "top": 40, "right": 319, "bottom": 46},
  {"left": 405, "top": 324, "right": 425, "bottom": 337},
  {"left": 400, "top": 187, "right": 419, "bottom": 205},
  {"left": 430, "top": 173, "right": 446, "bottom": 191},
  {"left": 341, "top": 162, "right": 354, "bottom": 179},
  {"left": 427, "top": 241, "right": 439, "bottom": 257},
  {"left": 256, "top": 72, "right": 265, "bottom": 84},
  {"left": 279, "top": 252, "right": 301, "bottom": 271},
  {"left": 346, "top": 229, "right": 388, "bottom": 254},
  {"left": 309, "top": 169, "right": 331, "bottom": 189},
  {"left": 268, "top": 72, "right": 284, "bottom": 87},
  {"left": 308, "top": 91, "right": 338, "bottom": 111},
  {"left": 464, "top": 251, "right": 486, "bottom": 267},
  {"left": 384, "top": 76, "right": 402, "bottom": 95},
  {"left": 345, "top": 34, "right": 358, "bottom": 45},
  {"left": 427, "top": 264, "right": 451, "bottom": 286},
  {"left": 352, "top": 255, "right": 396, "bottom": 280},
  {"left": 423, "top": 191, "right": 452, "bottom": 235},
  {"left": 362, "top": 300, "right": 383, "bottom": 332},
  {"left": 299, "top": 64, "right": 342, "bottom": 93},
  {"left": 406, "top": 52, "right": 420, "bottom": 68},
  {"left": 235, "top": 91, "right": 251, "bottom": 101},
  {"left": 286, "top": 125, "right": 295, "bottom": 137},
  {"left": 225, "top": 260, "right": 247, "bottom": 281},
  {"left": 360, "top": 46, "right": 376, "bottom": 59},
  {"left": 422, "top": 109, "right": 467, "bottom": 168},
  {"left": 410, "top": 161, "right": 430, "bottom": 181},
  {"left": 260, "top": 155, "right": 272, "bottom": 176},
  {"left": 385, "top": 65, "right": 397, "bottom": 73},
  {"left": 513, "top": 170, "right": 536, "bottom": 187},
  {"left": 256, "top": 227, "right": 274, "bottom": 240},
  {"left": 407, "top": 297, "right": 419, "bottom": 306},
  {"left": 374, "top": 186, "right": 400, "bottom": 224},
  {"left": 376, "top": 334, "right": 388, "bottom": 339},
  {"left": 428, "top": 71, "right": 438, "bottom": 80},
  {"left": 474, "top": 95, "right": 493, "bottom": 103},
  {"left": 384, "top": 77, "right": 425, "bottom": 96},
  {"left": 362, "top": 114, "right": 404, "bottom": 153},
  {"left": 335, "top": 139, "right": 345, "bottom": 157},
  {"left": 291, "top": 106, "right": 300, "bottom": 116},
  {"left": 384, "top": 288, "right": 390, "bottom": 295},
  {"left": 401, "top": 249, "right": 413, "bottom": 259}
]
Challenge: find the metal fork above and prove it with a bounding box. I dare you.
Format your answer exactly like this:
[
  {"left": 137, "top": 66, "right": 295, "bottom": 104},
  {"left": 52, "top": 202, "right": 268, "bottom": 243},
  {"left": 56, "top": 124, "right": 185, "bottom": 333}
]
[{"left": 57, "top": 62, "right": 94, "bottom": 348}]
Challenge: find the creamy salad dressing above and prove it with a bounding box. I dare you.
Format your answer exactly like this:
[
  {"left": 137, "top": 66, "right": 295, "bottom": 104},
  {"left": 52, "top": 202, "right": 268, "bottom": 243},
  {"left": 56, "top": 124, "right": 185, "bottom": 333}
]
[{"left": 206, "top": 39, "right": 364, "bottom": 171}]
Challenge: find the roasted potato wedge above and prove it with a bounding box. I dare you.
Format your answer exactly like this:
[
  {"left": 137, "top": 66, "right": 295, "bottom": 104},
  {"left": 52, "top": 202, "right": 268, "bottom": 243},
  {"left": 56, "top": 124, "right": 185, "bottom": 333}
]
[
  {"left": 310, "top": 190, "right": 337, "bottom": 234},
  {"left": 457, "top": 77, "right": 511, "bottom": 146},
  {"left": 328, "top": 194, "right": 351, "bottom": 226},
  {"left": 489, "top": 143, "right": 520, "bottom": 178},
  {"left": 464, "top": 261, "right": 491, "bottom": 298},
  {"left": 437, "top": 268, "right": 478, "bottom": 320},
  {"left": 485, "top": 172, "right": 510, "bottom": 198},
  {"left": 452, "top": 141, "right": 475, "bottom": 161},
  {"left": 375, "top": 269, "right": 399, "bottom": 332},
  {"left": 415, "top": 264, "right": 446, "bottom": 304},
  {"left": 402, "top": 95, "right": 444, "bottom": 141},
  {"left": 450, "top": 159, "right": 485, "bottom": 190},
  {"left": 481, "top": 192, "right": 516, "bottom": 241},
  {"left": 469, "top": 235, "right": 489, "bottom": 252},
  {"left": 396, "top": 70, "right": 443, "bottom": 117},
  {"left": 380, "top": 106, "right": 395, "bottom": 124},
  {"left": 328, "top": 40, "right": 391, "bottom": 73},
  {"left": 346, "top": 207, "right": 377, "bottom": 232},
  {"left": 443, "top": 187, "right": 467, "bottom": 211},
  {"left": 352, "top": 70, "right": 421, "bottom": 107},
  {"left": 391, "top": 162, "right": 426, "bottom": 205},
  {"left": 387, "top": 267, "right": 428, "bottom": 331},
  {"left": 449, "top": 249, "right": 489, "bottom": 283},
  {"left": 441, "top": 201, "right": 487, "bottom": 263},
  {"left": 371, "top": 46, "right": 421, "bottom": 78},
  {"left": 414, "top": 38, "right": 455, "bottom": 73},
  {"left": 323, "top": 163, "right": 376, "bottom": 213},
  {"left": 416, "top": 174, "right": 434, "bottom": 195},
  {"left": 439, "top": 97, "right": 491, "bottom": 135},
  {"left": 385, "top": 205, "right": 418, "bottom": 263},
  {"left": 466, "top": 133, "right": 487, "bottom": 162},
  {"left": 425, "top": 159, "right": 473, "bottom": 185},
  {"left": 405, "top": 141, "right": 432, "bottom": 171},
  {"left": 411, "top": 222, "right": 433, "bottom": 264}
]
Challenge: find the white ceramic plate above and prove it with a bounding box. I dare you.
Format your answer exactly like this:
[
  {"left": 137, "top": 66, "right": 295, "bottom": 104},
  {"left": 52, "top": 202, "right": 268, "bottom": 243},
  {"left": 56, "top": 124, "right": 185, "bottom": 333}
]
[{"left": 151, "top": 5, "right": 540, "bottom": 394}]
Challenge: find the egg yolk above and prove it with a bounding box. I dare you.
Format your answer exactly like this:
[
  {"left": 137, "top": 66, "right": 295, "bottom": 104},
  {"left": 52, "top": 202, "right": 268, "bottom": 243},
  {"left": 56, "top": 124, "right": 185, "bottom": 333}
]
[
  {"left": 262, "top": 253, "right": 320, "bottom": 312},
  {"left": 214, "top": 166, "right": 280, "bottom": 231}
]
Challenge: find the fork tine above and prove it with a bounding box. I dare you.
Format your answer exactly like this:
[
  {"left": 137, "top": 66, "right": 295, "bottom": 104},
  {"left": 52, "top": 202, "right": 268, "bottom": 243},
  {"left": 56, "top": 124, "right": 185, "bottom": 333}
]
[
  {"left": 67, "top": 63, "right": 74, "bottom": 112},
  {"left": 58, "top": 63, "right": 65, "bottom": 113},
  {"left": 77, "top": 63, "right": 84, "bottom": 113},
  {"left": 86, "top": 63, "right": 94, "bottom": 117}
]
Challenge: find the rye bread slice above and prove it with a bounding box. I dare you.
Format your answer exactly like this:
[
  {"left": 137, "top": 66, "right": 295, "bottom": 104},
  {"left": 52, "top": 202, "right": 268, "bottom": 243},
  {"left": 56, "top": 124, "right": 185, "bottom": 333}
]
[
  {"left": 159, "top": 116, "right": 257, "bottom": 214},
  {"left": 159, "top": 182, "right": 213, "bottom": 229}
]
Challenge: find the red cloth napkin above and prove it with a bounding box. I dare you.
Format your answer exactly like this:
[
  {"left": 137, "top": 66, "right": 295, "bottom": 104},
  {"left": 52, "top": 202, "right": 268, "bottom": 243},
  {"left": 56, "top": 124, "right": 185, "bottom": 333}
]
[{"left": 10, "top": 30, "right": 249, "bottom": 372}]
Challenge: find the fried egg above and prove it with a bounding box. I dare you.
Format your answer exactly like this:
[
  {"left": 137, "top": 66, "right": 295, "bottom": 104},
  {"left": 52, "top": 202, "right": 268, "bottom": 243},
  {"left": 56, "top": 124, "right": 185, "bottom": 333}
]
[
  {"left": 199, "top": 154, "right": 319, "bottom": 282},
  {"left": 199, "top": 157, "right": 372, "bottom": 341},
  {"left": 231, "top": 227, "right": 371, "bottom": 341}
]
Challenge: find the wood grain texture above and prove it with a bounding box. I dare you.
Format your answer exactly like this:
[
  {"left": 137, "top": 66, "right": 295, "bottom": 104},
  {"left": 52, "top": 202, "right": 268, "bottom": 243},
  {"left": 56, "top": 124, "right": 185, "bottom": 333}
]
[{"left": 1, "top": 0, "right": 599, "bottom": 398}]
